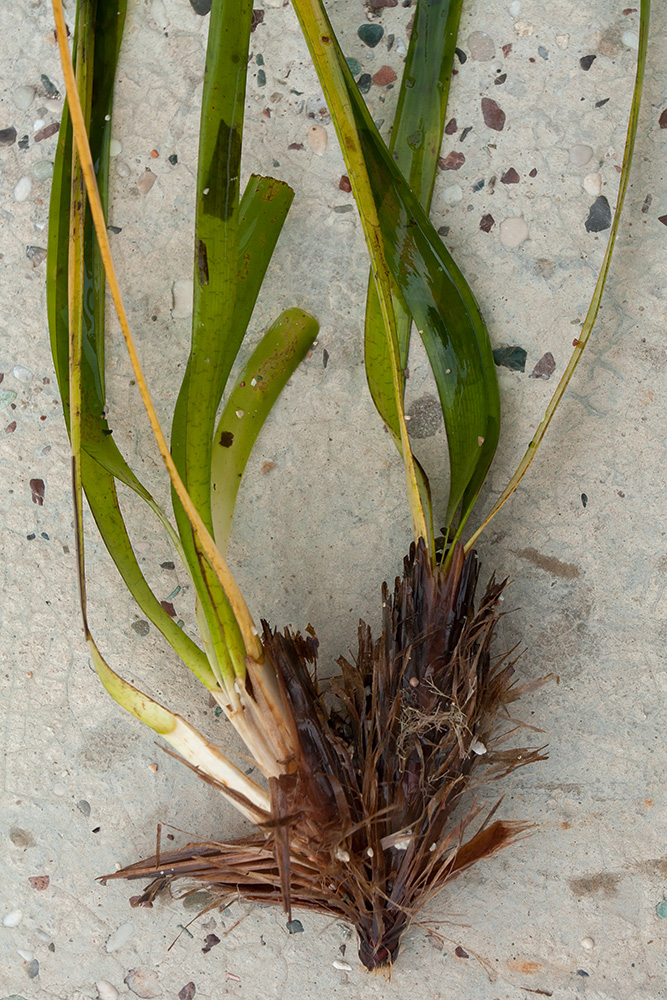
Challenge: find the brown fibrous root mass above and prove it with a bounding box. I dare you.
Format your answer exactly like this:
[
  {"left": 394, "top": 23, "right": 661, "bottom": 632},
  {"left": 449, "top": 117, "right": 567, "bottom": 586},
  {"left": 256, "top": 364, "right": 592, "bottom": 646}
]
[{"left": 104, "top": 540, "right": 546, "bottom": 970}]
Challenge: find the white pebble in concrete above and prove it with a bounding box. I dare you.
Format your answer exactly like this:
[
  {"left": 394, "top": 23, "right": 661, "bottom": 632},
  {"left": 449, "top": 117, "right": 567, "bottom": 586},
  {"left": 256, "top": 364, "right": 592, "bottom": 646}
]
[
  {"left": 556, "top": 33, "right": 569, "bottom": 49},
  {"left": 581, "top": 936, "right": 595, "bottom": 950},
  {"left": 109, "top": 138, "right": 122, "bottom": 157},
  {"left": 172, "top": 279, "right": 194, "bottom": 319},
  {"left": 13, "top": 365, "right": 33, "bottom": 382},
  {"left": 468, "top": 31, "right": 495, "bottom": 61},
  {"left": 97, "top": 981, "right": 119, "bottom": 1000},
  {"left": 442, "top": 184, "right": 463, "bottom": 205},
  {"left": 33, "top": 118, "right": 45, "bottom": 131},
  {"left": 514, "top": 20, "right": 534, "bottom": 36},
  {"left": 569, "top": 144, "right": 593, "bottom": 167},
  {"left": 33, "top": 160, "right": 54, "bottom": 182},
  {"left": 622, "top": 30, "right": 639, "bottom": 50},
  {"left": 307, "top": 124, "right": 327, "bottom": 156},
  {"left": 499, "top": 217, "right": 529, "bottom": 248},
  {"left": 45, "top": 98, "right": 62, "bottom": 113},
  {"left": 13, "top": 85, "right": 35, "bottom": 110},
  {"left": 509, "top": 0, "right": 521, "bottom": 15},
  {"left": 115, "top": 160, "right": 130, "bottom": 178},
  {"left": 105, "top": 919, "right": 134, "bottom": 953},
  {"left": 583, "top": 172, "right": 602, "bottom": 196},
  {"left": 14, "top": 176, "right": 32, "bottom": 202},
  {"left": 124, "top": 967, "right": 162, "bottom": 998},
  {"left": 3, "top": 909, "right": 23, "bottom": 927}
]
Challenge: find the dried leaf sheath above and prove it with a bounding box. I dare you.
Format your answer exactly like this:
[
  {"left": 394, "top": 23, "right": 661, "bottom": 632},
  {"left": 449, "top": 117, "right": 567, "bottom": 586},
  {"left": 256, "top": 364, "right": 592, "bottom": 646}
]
[{"left": 107, "top": 542, "right": 545, "bottom": 969}]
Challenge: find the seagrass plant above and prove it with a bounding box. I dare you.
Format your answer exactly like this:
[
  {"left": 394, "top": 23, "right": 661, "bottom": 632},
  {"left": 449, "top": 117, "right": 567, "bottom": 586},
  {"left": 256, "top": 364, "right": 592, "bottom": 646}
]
[{"left": 47, "top": 0, "right": 649, "bottom": 971}]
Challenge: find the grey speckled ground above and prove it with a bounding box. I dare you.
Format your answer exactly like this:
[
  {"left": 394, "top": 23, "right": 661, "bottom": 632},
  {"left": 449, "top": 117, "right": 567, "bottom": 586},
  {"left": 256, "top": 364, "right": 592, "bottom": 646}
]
[{"left": 1, "top": 1, "right": 666, "bottom": 998}]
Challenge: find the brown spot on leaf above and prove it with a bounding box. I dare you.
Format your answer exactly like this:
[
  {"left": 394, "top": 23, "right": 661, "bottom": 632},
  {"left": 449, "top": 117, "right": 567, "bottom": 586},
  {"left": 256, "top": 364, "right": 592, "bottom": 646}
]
[
  {"left": 30, "top": 478, "right": 45, "bottom": 505},
  {"left": 438, "top": 150, "right": 466, "bottom": 170},
  {"left": 515, "top": 547, "right": 580, "bottom": 579},
  {"left": 479, "top": 213, "right": 495, "bottom": 233},
  {"left": 481, "top": 97, "right": 506, "bottom": 131},
  {"left": 219, "top": 430, "right": 234, "bottom": 447}
]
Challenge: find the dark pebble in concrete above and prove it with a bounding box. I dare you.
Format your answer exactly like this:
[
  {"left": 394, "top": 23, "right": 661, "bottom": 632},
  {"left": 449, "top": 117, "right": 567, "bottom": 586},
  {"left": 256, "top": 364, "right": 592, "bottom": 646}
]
[
  {"left": 585, "top": 195, "right": 611, "bottom": 233},
  {"left": 580, "top": 54, "right": 596, "bottom": 70},
  {"left": 189, "top": 0, "right": 212, "bottom": 12},
  {"left": 357, "top": 73, "right": 372, "bottom": 94},
  {"left": 501, "top": 167, "right": 519, "bottom": 184},
  {"left": 529, "top": 352, "right": 556, "bottom": 380},
  {"left": 0, "top": 126, "right": 17, "bottom": 146},
  {"left": 358, "top": 23, "right": 384, "bottom": 47},
  {"left": 479, "top": 213, "right": 495, "bottom": 232},
  {"left": 481, "top": 97, "right": 505, "bottom": 130},
  {"left": 493, "top": 345, "right": 526, "bottom": 372}
]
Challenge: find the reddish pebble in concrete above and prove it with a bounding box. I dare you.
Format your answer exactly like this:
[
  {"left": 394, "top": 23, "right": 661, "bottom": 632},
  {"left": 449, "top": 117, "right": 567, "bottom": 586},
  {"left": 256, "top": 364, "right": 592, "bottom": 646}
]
[
  {"left": 438, "top": 151, "right": 466, "bottom": 171},
  {"left": 30, "top": 478, "right": 45, "bottom": 506},
  {"left": 501, "top": 167, "right": 520, "bottom": 184},
  {"left": 481, "top": 97, "right": 506, "bottom": 131},
  {"left": 659, "top": 108, "right": 667, "bottom": 129},
  {"left": 479, "top": 214, "right": 495, "bottom": 232},
  {"left": 339, "top": 175, "right": 352, "bottom": 193},
  {"left": 372, "top": 65, "right": 397, "bottom": 87},
  {"left": 444, "top": 117, "right": 457, "bottom": 135}
]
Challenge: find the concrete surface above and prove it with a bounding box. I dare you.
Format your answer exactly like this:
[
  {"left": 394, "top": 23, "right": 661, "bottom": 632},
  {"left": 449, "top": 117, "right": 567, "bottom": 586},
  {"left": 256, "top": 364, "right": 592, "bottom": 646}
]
[{"left": 1, "top": 0, "right": 666, "bottom": 997}]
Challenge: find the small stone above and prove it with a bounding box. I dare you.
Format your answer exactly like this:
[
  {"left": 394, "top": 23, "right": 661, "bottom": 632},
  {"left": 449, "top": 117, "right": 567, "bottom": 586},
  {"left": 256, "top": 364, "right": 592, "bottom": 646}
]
[
  {"left": 569, "top": 144, "right": 593, "bottom": 167},
  {"left": 202, "top": 933, "right": 221, "bottom": 953},
  {"left": 454, "top": 47, "right": 466, "bottom": 64},
  {"left": 14, "top": 177, "right": 32, "bottom": 202},
  {"left": 406, "top": 395, "right": 442, "bottom": 438},
  {"left": 442, "top": 184, "right": 463, "bottom": 205},
  {"left": 580, "top": 937, "right": 595, "bottom": 950},
  {"left": 444, "top": 117, "right": 457, "bottom": 135},
  {"left": 556, "top": 33, "right": 569, "bottom": 49},
  {"left": 357, "top": 23, "right": 384, "bottom": 48},
  {"left": 538, "top": 45, "right": 549, "bottom": 59},
  {"left": 32, "top": 160, "right": 54, "bottom": 182},
  {"left": 372, "top": 65, "right": 397, "bottom": 86},
  {"left": 178, "top": 984, "right": 196, "bottom": 1000},
  {"left": 250, "top": 9, "right": 264, "bottom": 31},
  {"left": 357, "top": 73, "right": 372, "bottom": 94},
  {"left": 109, "top": 138, "right": 122, "bottom": 157},
  {"left": 25, "top": 959, "right": 40, "bottom": 979},
  {"left": 13, "top": 365, "right": 32, "bottom": 382},
  {"left": 28, "top": 875, "right": 50, "bottom": 890},
  {"left": 656, "top": 899, "right": 667, "bottom": 918},
  {"left": 501, "top": 167, "right": 520, "bottom": 184},
  {"left": 479, "top": 213, "right": 495, "bottom": 232},
  {"left": 17, "top": 949, "right": 34, "bottom": 961},
  {"left": 622, "top": 30, "right": 639, "bottom": 50},
  {"left": 168, "top": 153, "right": 178, "bottom": 164},
  {"left": 13, "top": 86, "right": 35, "bottom": 111},
  {"left": 339, "top": 175, "right": 352, "bottom": 192},
  {"left": 306, "top": 124, "right": 327, "bottom": 155},
  {"left": 18, "top": 134, "right": 29, "bottom": 149},
  {"left": 509, "top": 0, "right": 521, "bottom": 13},
  {"left": 189, "top": 0, "right": 212, "bottom": 12},
  {"left": 257, "top": 69, "right": 266, "bottom": 87},
  {"left": 481, "top": 97, "right": 505, "bottom": 131},
  {"left": 96, "top": 982, "right": 119, "bottom": 1000},
  {"left": 131, "top": 619, "right": 151, "bottom": 636},
  {"left": 40, "top": 74, "right": 60, "bottom": 98},
  {"left": 499, "top": 216, "right": 529, "bottom": 248},
  {"left": 438, "top": 150, "right": 465, "bottom": 171},
  {"left": 44, "top": 98, "right": 62, "bottom": 113},
  {"left": 468, "top": 31, "right": 495, "bottom": 61},
  {"left": 579, "top": 54, "right": 596, "bottom": 70},
  {"left": 26, "top": 246, "right": 47, "bottom": 267},
  {"left": 513, "top": 20, "right": 534, "bottom": 36},
  {"left": 583, "top": 172, "right": 602, "bottom": 196},
  {"left": 105, "top": 920, "right": 134, "bottom": 953},
  {"left": 585, "top": 195, "right": 611, "bottom": 233},
  {"left": 286, "top": 919, "right": 304, "bottom": 934},
  {"left": 124, "top": 969, "right": 162, "bottom": 998},
  {"left": 3, "top": 909, "right": 23, "bottom": 927},
  {"left": 346, "top": 57, "right": 361, "bottom": 76},
  {"left": 493, "top": 344, "right": 527, "bottom": 371},
  {"left": 115, "top": 160, "right": 130, "bottom": 177},
  {"left": 137, "top": 169, "right": 157, "bottom": 194},
  {"left": 333, "top": 960, "right": 353, "bottom": 971},
  {"left": 0, "top": 126, "right": 17, "bottom": 146},
  {"left": 529, "top": 352, "right": 556, "bottom": 380},
  {"left": 77, "top": 799, "right": 91, "bottom": 816},
  {"left": 34, "top": 122, "right": 59, "bottom": 142},
  {"left": 494, "top": 73, "right": 507, "bottom": 85}
]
